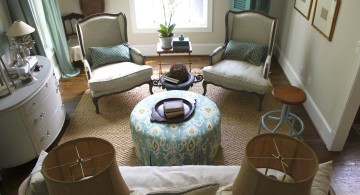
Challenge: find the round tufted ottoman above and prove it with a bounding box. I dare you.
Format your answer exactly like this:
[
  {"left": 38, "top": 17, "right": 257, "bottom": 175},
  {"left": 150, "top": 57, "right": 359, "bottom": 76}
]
[{"left": 130, "top": 91, "right": 221, "bottom": 166}]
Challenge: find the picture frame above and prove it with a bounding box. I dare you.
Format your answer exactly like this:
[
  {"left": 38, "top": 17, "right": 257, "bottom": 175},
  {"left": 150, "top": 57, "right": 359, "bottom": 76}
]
[
  {"left": 294, "top": 0, "right": 313, "bottom": 20},
  {"left": 312, "top": 0, "right": 341, "bottom": 41}
]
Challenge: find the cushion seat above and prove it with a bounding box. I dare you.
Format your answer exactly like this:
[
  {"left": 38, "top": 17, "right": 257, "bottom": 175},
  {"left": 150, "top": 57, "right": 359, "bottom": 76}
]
[
  {"left": 203, "top": 59, "right": 268, "bottom": 94},
  {"left": 89, "top": 62, "right": 152, "bottom": 96}
]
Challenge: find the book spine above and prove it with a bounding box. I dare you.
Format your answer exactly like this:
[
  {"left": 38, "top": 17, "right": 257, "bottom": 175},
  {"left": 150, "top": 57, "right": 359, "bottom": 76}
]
[
  {"left": 163, "top": 76, "right": 179, "bottom": 84},
  {"left": 173, "top": 46, "right": 190, "bottom": 51}
]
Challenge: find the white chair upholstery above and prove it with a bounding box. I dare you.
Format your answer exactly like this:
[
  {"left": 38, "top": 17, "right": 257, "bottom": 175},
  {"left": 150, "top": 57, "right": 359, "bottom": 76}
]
[
  {"left": 202, "top": 10, "right": 277, "bottom": 111},
  {"left": 77, "top": 12, "right": 153, "bottom": 114}
]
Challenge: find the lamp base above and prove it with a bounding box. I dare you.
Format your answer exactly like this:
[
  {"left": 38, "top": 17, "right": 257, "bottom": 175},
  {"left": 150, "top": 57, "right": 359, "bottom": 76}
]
[{"left": 20, "top": 74, "right": 37, "bottom": 85}]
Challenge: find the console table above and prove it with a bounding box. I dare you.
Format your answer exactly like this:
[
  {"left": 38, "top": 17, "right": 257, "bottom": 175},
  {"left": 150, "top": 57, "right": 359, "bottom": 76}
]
[
  {"left": 156, "top": 42, "right": 192, "bottom": 77},
  {"left": 0, "top": 56, "right": 65, "bottom": 169}
]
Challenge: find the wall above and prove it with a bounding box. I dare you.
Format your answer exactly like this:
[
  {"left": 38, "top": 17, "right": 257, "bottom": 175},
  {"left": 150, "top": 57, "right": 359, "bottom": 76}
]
[
  {"left": 58, "top": 0, "right": 231, "bottom": 56},
  {"left": 273, "top": 0, "right": 360, "bottom": 150}
]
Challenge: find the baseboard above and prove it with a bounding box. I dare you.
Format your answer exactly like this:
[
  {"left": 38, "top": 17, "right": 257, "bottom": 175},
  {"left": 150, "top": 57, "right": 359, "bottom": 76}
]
[
  {"left": 274, "top": 45, "right": 335, "bottom": 150},
  {"left": 132, "top": 43, "right": 220, "bottom": 56}
]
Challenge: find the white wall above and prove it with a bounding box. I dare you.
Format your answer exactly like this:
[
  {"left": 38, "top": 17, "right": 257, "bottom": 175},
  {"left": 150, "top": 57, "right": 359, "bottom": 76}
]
[
  {"left": 273, "top": 0, "right": 360, "bottom": 150},
  {"left": 58, "top": 0, "right": 232, "bottom": 55}
]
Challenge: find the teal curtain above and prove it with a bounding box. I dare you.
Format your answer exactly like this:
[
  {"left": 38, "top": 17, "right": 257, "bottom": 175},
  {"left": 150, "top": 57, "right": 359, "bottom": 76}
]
[
  {"left": 6, "top": 0, "right": 46, "bottom": 56},
  {"left": 42, "top": 0, "right": 80, "bottom": 78}
]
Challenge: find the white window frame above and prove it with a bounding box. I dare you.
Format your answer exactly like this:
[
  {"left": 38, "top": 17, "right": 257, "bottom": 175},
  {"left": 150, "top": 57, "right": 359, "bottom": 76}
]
[{"left": 129, "top": 0, "right": 213, "bottom": 33}]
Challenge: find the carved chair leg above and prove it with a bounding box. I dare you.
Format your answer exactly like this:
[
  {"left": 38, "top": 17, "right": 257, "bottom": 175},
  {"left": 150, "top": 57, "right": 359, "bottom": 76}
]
[
  {"left": 258, "top": 94, "right": 264, "bottom": 111},
  {"left": 148, "top": 80, "right": 154, "bottom": 94},
  {"left": 202, "top": 81, "right": 208, "bottom": 95},
  {"left": 93, "top": 97, "right": 100, "bottom": 114}
]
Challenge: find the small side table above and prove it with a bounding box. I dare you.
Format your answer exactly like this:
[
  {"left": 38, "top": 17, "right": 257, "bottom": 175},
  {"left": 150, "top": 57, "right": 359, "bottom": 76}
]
[
  {"left": 258, "top": 85, "right": 306, "bottom": 137},
  {"left": 156, "top": 42, "right": 192, "bottom": 77}
]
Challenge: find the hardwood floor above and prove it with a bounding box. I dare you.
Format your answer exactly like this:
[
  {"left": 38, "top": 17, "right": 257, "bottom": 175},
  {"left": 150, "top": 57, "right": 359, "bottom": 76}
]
[{"left": 0, "top": 56, "right": 359, "bottom": 195}]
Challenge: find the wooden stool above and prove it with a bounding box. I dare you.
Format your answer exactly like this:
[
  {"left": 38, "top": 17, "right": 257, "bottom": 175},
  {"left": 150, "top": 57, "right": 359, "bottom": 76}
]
[{"left": 258, "top": 85, "right": 306, "bottom": 137}]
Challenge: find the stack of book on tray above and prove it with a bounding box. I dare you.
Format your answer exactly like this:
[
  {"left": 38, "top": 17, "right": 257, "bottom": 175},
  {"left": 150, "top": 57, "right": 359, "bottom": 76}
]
[
  {"left": 163, "top": 99, "right": 184, "bottom": 118},
  {"left": 163, "top": 75, "right": 179, "bottom": 84}
]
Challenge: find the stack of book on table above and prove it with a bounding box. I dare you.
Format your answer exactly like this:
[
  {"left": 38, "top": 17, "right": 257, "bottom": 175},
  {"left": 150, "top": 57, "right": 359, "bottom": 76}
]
[
  {"left": 172, "top": 37, "right": 190, "bottom": 51},
  {"left": 164, "top": 99, "right": 184, "bottom": 118}
]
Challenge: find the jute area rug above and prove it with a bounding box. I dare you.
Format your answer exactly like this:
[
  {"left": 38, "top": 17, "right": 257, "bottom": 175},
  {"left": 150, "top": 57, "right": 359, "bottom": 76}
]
[{"left": 59, "top": 79, "right": 282, "bottom": 166}]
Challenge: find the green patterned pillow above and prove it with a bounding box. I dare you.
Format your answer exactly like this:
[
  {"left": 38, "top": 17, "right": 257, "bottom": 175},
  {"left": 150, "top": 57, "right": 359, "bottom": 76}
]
[
  {"left": 89, "top": 44, "right": 131, "bottom": 69},
  {"left": 223, "top": 40, "right": 267, "bottom": 65}
]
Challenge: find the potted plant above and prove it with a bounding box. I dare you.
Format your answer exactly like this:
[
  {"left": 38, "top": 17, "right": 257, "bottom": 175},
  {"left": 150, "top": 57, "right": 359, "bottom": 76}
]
[{"left": 158, "top": 3, "right": 176, "bottom": 50}]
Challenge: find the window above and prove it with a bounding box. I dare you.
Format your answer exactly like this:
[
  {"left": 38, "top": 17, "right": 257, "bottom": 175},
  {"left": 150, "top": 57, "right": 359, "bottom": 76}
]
[{"left": 130, "top": 0, "right": 213, "bottom": 33}]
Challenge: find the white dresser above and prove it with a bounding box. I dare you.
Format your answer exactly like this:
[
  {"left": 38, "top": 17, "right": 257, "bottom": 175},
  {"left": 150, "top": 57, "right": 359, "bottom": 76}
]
[{"left": 0, "top": 56, "right": 65, "bottom": 168}]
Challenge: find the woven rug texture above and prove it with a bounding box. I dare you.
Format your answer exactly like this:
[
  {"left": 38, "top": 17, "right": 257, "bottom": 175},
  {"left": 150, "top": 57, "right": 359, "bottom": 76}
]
[{"left": 59, "top": 79, "right": 284, "bottom": 166}]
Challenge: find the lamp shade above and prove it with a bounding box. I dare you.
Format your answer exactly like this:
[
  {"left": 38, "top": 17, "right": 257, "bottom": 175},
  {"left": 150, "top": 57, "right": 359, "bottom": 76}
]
[
  {"left": 6, "top": 20, "right": 35, "bottom": 37},
  {"left": 233, "top": 133, "right": 318, "bottom": 195},
  {"left": 41, "top": 137, "right": 129, "bottom": 195}
]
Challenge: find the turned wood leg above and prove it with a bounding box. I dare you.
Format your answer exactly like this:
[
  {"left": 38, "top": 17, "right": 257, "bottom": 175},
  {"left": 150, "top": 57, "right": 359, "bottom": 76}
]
[
  {"left": 148, "top": 80, "right": 154, "bottom": 94},
  {"left": 202, "top": 81, "right": 208, "bottom": 95},
  {"left": 258, "top": 94, "right": 264, "bottom": 111},
  {"left": 93, "top": 97, "right": 100, "bottom": 114}
]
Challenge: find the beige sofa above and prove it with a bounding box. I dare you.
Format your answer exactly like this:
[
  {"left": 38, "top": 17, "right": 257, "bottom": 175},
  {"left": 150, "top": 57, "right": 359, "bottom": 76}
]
[{"left": 19, "top": 152, "right": 335, "bottom": 195}]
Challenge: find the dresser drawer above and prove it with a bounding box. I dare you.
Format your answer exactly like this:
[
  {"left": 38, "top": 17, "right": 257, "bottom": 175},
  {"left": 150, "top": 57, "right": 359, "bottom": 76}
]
[
  {"left": 22, "top": 85, "right": 62, "bottom": 132},
  {"left": 22, "top": 75, "right": 57, "bottom": 116},
  {"left": 31, "top": 103, "right": 66, "bottom": 153}
]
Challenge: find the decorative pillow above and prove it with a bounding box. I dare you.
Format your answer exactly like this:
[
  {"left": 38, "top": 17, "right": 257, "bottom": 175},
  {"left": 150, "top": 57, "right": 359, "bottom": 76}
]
[
  {"left": 311, "top": 161, "right": 333, "bottom": 195},
  {"left": 89, "top": 44, "right": 131, "bottom": 69},
  {"left": 30, "top": 150, "right": 48, "bottom": 195},
  {"left": 223, "top": 40, "right": 267, "bottom": 65},
  {"left": 147, "top": 183, "right": 220, "bottom": 195}
]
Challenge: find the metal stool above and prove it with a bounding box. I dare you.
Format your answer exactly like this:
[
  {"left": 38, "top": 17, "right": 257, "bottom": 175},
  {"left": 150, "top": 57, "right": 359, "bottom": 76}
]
[{"left": 258, "top": 85, "right": 306, "bottom": 137}]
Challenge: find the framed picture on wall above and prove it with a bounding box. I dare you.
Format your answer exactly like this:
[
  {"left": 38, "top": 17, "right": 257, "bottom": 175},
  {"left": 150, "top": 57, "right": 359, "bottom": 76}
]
[
  {"left": 312, "top": 0, "right": 341, "bottom": 41},
  {"left": 294, "top": 0, "right": 313, "bottom": 20}
]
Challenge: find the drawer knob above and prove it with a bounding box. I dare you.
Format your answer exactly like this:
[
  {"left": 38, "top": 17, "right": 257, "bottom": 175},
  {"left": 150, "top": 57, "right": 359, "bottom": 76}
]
[
  {"left": 40, "top": 130, "right": 51, "bottom": 142},
  {"left": 34, "top": 112, "right": 45, "bottom": 124}
]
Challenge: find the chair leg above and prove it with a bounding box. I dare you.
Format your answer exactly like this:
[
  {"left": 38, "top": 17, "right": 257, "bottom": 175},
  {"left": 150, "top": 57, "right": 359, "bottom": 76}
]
[
  {"left": 202, "top": 81, "right": 208, "bottom": 95},
  {"left": 93, "top": 97, "right": 100, "bottom": 114},
  {"left": 148, "top": 80, "right": 154, "bottom": 94},
  {"left": 258, "top": 94, "right": 264, "bottom": 111}
]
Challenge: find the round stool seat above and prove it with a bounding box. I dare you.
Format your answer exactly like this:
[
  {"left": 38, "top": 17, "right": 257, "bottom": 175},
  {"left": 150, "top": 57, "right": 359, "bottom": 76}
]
[
  {"left": 258, "top": 85, "right": 306, "bottom": 137},
  {"left": 272, "top": 85, "right": 306, "bottom": 105}
]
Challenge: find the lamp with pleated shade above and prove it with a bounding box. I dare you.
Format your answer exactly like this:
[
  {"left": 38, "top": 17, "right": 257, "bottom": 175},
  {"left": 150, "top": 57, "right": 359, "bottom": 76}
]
[
  {"left": 41, "top": 137, "right": 129, "bottom": 195},
  {"left": 232, "top": 133, "right": 318, "bottom": 195}
]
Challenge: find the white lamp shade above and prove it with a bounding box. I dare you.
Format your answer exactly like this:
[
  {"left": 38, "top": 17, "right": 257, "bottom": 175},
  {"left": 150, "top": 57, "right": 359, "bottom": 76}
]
[{"left": 6, "top": 20, "right": 35, "bottom": 37}]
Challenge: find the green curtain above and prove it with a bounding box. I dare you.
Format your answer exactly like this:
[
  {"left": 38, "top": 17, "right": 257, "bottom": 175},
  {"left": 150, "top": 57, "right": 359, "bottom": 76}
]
[
  {"left": 6, "top": 0, "right": 46, "bottom": 56},
  {"left": 42, "top": 0, "right": 80, "bottom": 78}
]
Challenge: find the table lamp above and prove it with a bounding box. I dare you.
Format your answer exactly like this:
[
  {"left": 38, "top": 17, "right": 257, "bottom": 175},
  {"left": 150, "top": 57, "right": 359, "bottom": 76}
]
[
  {"left": 232, "top": 133, "right": 318, "bottom": 195},
  {"left": 41, "top": 137, "right": 129, "bottom": 195},
  {"left": 6, "top": 20, "right": 37, "bottom": 84}
]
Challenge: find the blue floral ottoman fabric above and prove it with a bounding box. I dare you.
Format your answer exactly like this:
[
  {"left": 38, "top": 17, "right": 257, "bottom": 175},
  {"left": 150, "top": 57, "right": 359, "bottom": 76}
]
[{"left": 130, "top": 90, "right": 221, "bottom": 166}]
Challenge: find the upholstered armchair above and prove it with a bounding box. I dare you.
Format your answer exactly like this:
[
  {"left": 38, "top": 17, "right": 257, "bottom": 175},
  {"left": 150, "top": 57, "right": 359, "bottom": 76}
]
[
  {"left": 202, "top": 10, "right": 277, "bottom": 111},
  {"left": 77, "top": 12, "right": 153, "bottom": 114}
]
